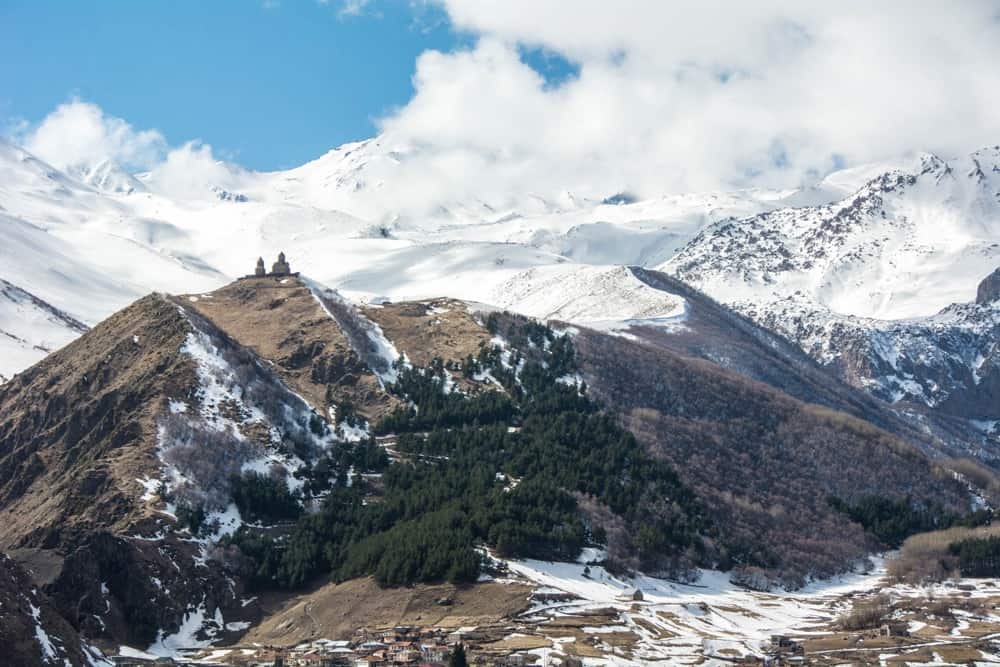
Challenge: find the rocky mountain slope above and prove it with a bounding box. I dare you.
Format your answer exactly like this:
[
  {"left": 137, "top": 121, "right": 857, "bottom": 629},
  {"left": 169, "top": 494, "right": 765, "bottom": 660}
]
[
  {"left": 0, "top": 554, "right": 109, "bottom": 667},
  {"left": 571, "top": 318, "right": 970, "bottom": 589},
  {"left": 664, "top": 148, "right": 1000, "bottom": 456},
  {"left": 0, "top": 274, "right": 991, "bottom": 660},
  {"left": 0, "top": 276, "right": 393, "bottom": 655}
]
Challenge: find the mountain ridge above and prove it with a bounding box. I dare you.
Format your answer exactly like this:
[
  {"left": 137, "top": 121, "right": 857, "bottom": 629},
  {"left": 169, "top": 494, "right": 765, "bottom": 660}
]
[{"left": 1, "top": 273, "right": 992, "bottom": 658}]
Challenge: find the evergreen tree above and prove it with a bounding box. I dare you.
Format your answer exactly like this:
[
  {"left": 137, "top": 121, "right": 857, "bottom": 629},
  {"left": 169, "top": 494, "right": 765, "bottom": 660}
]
[{"left": 449, "top": 643, "right": 468, "bottom": 667}]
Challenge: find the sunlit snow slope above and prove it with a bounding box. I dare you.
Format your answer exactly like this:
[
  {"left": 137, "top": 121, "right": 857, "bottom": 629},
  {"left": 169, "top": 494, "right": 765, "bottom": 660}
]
[
  {"left": 0, "top": 136, "right": 788, "bottom": 378},
  {"left": 0, "top": 134, "right": 997, "bottom": 449}
]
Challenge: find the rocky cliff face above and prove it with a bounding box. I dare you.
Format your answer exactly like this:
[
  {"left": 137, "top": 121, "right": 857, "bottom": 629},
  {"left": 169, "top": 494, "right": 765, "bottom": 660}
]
[
  {"left": 979, "top": 267, "right": 1000, "bottom": 305},
  {"left": 0, "top": 553, "right": 109, "bottom": 667},
  {"left": 736, "top": 296, "right": 1000, "bottom": 456}
]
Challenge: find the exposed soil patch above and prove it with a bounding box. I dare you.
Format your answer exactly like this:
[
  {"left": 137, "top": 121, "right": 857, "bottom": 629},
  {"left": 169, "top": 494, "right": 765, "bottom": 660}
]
[
  {"left": 363, "top": 298, "right": 492, "bottom": 367},
  {"left": 243, "top": 577, "right": 533, "bottom": 645},
  {"left": 182, "top": 277, "right": 397, "bottom": 421}
]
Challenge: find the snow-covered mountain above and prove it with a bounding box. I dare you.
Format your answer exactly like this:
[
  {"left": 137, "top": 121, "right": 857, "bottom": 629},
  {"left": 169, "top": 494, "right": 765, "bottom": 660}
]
[
  {"left": 666, "top": 148, "right": 1000, "bottom": 320},
  {"left": 0, "top": 134, "right": 997, "bottom": 453},
  {"left": 0, "top": 279, "right": 88, "bottom": 383},
  {"left": 0, "top": 135, "right": 789, "bottom": 378},
  {"left": 664, "top": 148, "right": 1000, "bottom": 452}
]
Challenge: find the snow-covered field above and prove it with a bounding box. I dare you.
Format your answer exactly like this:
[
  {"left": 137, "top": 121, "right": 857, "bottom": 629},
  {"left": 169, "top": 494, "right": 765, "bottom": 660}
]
[
  {"left": 154, "top": 549, "right": 1000, "bottom": 665},
  {"left": 497, "top": 553, "right": 886, "bottom": 665},
  {"left": 487, "top": 264, "right": 687, "bottom": 330},
  {"left": 493, "top": 554, "right": 1000, "bottom": 666}
]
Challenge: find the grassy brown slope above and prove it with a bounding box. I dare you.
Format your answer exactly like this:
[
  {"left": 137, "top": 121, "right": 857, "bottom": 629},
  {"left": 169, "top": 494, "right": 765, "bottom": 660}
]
[
  {"left": 244, "top": 577, "right": 531, "bottom": 645},
  {"left": 572, "top": 327, "right": 969, "bottom": 588},
  {"left": 629, "top": 267, "right": 987, "bottom": 459},
  {"left": 363, "top": 298, "right": 492, "bottom": 367},
  {"left": 182, "top": 276, "right": 397, "bottom": 421},
  {"left": 0, "top": 294, "right": 258, "bottom": 648},
  {"left": 0, "top": 293, "right": 194, "bottom": 548}
]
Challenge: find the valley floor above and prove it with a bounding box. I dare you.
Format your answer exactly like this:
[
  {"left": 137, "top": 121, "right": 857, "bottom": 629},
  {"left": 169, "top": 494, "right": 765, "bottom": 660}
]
[{"left": 148, "top": 554, "right": 1000, "bottom": 666}]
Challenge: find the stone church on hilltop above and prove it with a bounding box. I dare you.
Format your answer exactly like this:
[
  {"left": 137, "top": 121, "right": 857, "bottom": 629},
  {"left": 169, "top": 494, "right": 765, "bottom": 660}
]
[{"left": 250, "top": 252, "right": 297, "bottom": 278}]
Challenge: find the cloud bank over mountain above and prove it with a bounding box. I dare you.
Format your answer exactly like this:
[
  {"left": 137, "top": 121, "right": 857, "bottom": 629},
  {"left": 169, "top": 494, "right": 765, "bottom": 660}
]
[
  {"left": 382, "top": 1, "right": 1000, "bottom": 197},
  {"left": 10, "top": 2, "right": 1000, "bottom": 211}
]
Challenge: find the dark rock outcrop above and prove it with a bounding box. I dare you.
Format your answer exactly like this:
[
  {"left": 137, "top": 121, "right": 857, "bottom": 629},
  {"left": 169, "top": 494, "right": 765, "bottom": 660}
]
[
  {"left": 978, "top": 267, "right": 1000, "bottom": 305},
  {"left": 0, "top": 553, "right": 108, "bottom": 667}
]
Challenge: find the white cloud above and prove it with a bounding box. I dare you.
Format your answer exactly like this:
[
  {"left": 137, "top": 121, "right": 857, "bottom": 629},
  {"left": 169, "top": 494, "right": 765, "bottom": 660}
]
[
  {"left": 12, "top": 99, "right": 242, "bottom": 200},
  {"left": 317, "top": 0, "right": 373, "bottom": 17},
  {"left": 145, "top": 141, "right": 246, "bottom": 200},
  {"left": 338, "top": 0, "right": 372, "bottom": 16},
  {"left": 10, "top": 4, "right": 1000, "bottom": 214},
  {"left": 371, "top": 1, "right": 1000, "bottom": 202},
  {"left": 19, "top": 99, "right": 166, "bottom": 172}
]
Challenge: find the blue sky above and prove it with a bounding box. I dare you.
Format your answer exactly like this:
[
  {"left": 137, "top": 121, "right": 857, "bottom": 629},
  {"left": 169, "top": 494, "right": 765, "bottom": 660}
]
[
  {"left": 3, "top": 2, "right": 998, "bottom": 196},
  {"left": 0, "top": 1, "right": 466, "bottom": 169}
]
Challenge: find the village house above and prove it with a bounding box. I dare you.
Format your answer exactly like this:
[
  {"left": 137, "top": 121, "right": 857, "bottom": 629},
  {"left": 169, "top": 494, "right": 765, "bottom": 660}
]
[
  {"left": 864, "top": 621, "right": 909, "bottom": 639},
  {"left": 767, "top": 634, "right": 804, "bottom": 658},
  {"left": 529, "top": 588, "right": 575, "bottom": 604},
  {"left": 387, "top": 641, "right": 420, "bottom": 664},
  {"left": 288, "top": 653, "right": 329, "bottom": 667},
  {"left": 447, "top": 628, "right": 486, "bottom": 644},
  {"left": 420, "top": 644, "right": 450, "bottom": 663},
  {"left": 612, "top": 588, "right": 644, "bottom": 604}
]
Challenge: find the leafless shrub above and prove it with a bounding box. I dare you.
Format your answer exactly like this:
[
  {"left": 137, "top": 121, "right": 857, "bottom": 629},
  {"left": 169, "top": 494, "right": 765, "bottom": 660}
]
[
  {"left": 947, "top": 457, "right": 1000, "bottom": 505},
  {"left": 926, "top": 599, "right": 956, "bottom": 619},
  {"left": 574, "top": 493, "right": 628, "bottom": 559},
  {"left": 205, "top": 542, "right": 251, "bottom": 573},
  {"left": 160, "top": 412, "right": 262, "bottom": 511},
  {"left": 189, "top": 317, "right": 329, "bottom": 460},
  {"left": 838, "top": 595, "right": 891, "bottom": 630},
  {"left": 730, "top": 566, "right": 776, "bottom": 592},
  {"left": 575, "top": 325, "right": 971, "bottom": 588}
]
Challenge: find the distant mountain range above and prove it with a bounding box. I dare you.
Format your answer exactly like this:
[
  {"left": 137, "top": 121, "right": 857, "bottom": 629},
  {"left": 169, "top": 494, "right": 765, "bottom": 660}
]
[{"left": 1, "top": 135, "right": 996, "bottom": 454}]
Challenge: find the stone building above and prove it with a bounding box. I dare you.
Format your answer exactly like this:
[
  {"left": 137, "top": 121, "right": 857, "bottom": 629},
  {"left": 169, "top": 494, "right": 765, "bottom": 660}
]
[
  {"left": 272, "top": 251, "right": 292, "bottom": 276},
  {"left": 247, "top": 253, "right": 296, "bottom": 279}
]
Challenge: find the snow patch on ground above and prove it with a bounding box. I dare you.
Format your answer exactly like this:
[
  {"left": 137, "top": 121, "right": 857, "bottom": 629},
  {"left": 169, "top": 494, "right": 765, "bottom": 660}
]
[
  {"left": 489, "top": 264, "right": 687, "bottom": 330},
  {"left": 500, "top": 554, "right": 886, "bottom": 664},
  {"left": 29, "top": 602, "right": 59, "bottom": 663},
  {"left": 147, "top": 600, "right": 223, "bottom": 656},
  {"left": 302, "top": 276, "right": 405, "bottom": 386}
]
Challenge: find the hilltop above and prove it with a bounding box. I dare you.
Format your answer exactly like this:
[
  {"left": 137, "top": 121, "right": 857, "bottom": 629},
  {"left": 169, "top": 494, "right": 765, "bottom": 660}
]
[{"left": 0, "top": 270, "right": 993, "bottom": 662}]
